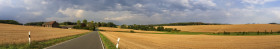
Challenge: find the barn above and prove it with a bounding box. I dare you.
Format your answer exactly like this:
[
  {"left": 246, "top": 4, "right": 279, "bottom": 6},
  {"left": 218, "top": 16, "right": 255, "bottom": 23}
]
[{"left": 42, "top": 21, "right": 60, "bottom": 27}]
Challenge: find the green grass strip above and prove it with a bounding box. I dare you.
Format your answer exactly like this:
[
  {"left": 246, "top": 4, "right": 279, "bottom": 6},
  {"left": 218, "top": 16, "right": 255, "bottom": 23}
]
[
  {"left": 0, "top": 32, "right": 90, "bottom": 49},
  {"left": 98, "top": 32, "right": 118, "bottom": 49}
]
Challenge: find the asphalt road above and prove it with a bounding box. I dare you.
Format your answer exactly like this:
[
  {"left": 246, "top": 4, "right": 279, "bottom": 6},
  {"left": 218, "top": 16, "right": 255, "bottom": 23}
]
[{"left": 44, "top": 31, "right": 104, "bottom": 49}]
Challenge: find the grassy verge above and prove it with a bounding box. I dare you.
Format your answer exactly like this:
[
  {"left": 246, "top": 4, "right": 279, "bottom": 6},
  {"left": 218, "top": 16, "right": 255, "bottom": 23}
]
[
  {"left": 98, "top": 32, "right": 118, "bottom": 49},
  {"left": 0, "top": 32, "right": 90, "bottom": 49}
]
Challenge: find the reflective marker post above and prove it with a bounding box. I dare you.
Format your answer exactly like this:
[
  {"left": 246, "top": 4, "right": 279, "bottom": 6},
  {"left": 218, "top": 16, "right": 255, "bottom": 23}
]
[
  {"left": 29, "top": 31, "right": 31, "bottom": 45},
  {"left": 116, "top": 38, "right": 120, "bottom": 49}
]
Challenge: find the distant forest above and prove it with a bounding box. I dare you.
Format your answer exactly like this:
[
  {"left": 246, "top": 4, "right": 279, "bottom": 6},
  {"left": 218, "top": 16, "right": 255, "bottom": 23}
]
[
  {"left": 0, "top": 20, "right": 22, "bottom": 25},
  {"left": 148, "top": 22, "right": 225, "bottom": 26}
]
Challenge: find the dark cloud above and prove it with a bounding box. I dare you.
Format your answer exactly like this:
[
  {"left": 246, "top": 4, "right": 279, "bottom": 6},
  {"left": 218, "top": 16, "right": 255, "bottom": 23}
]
[{"left": 0, "top": 0, "right": 279, "bottom": 25}]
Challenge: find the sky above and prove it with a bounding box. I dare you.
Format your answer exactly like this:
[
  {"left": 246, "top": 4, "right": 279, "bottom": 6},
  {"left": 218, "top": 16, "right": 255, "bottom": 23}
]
[{"left": 0, "top": 0, "right": 280, "bottom": 25}]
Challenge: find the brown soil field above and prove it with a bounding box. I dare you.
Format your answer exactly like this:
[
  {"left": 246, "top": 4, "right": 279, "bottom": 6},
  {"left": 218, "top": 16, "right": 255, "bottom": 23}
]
[
  {"left": 100, "top": 27, "right": 280, "bottom": 49},
  {"left": 98, "top": 27, "right": 164, "bottom": 33},
  {"left": 164, "top": 24, "right": 280, "bottom": 33},
  {"left": 0, "top": 23, "right": 90, "bottom": 44}
]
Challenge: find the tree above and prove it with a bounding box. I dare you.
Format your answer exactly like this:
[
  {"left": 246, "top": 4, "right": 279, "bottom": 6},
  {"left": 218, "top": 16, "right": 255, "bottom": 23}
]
[
  {"left": 88, "top": 21, "right": 94, "bottom": 27},
  {"left": 96, "top": 22, "right": 101, "bottom": 27},
  {"left": 101, "top": 22, "right": 107, "bottom": 27},
  {"left": 165, "top": 28, "right": 173, "bottom": 32},
  {"left": 61, "top": 22, "right": 76, "bottom": 25},
  {"left": 120, "top": 24, "right": 127, "bottom": 28},
  {"left": 107, "top": 22, "right": 116, "bottom": 27},
  {"left": 77, "top": 20, "right": 81, "bottom": 27},
  {"left": 83, "top": 19, "right": 87, "bottom": 25},
  {"left": 157, "top": 26, "right": 164, "bottom": 31}
]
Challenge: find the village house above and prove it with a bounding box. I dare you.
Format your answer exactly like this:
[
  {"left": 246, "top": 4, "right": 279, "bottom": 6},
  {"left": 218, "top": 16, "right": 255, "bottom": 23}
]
[{"left": 42, "top": 21, "right": 60, "bottom": 27}]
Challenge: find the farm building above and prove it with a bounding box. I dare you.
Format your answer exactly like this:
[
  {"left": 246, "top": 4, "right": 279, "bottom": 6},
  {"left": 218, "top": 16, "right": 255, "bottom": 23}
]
[{"left": 42, "top": 21, "right": 59, "bottom": 27}]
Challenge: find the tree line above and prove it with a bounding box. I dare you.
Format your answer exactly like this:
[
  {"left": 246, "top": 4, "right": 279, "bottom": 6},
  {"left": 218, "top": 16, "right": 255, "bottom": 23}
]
[
  {"left": 0, "top": 20, "right": 22, "bottom": 25},
  {"left": 149, "top": 22, "right": 224, "bottom": 26},
  {"left": 24, "top": 22, "right": 44, "bottom": 26},
  {"left": 213, "top": 30, "right": 280, "bottom": 35},
  {"left": 73, "top": 19, "right": 117, "bottom": 30},
  {"left": 120, "top": 24, "right": 180, "bottom": 32}
]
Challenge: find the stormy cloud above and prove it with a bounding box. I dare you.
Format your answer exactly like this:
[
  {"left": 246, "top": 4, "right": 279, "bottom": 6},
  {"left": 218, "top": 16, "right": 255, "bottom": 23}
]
[{"left": 0, "top": 0, "right": 280, "bottom": 25}]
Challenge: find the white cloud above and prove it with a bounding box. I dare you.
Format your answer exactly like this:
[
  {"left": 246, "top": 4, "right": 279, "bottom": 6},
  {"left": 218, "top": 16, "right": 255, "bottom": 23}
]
[
  {"left": 105, "top": 16, "right": 133, "bottom": 21},
  {"left": 168, "top": 0, "right": 193, "bottom": 8},
  {"left": 31, "top": 11, "right": 42, "bottom": 16},
  {"left": 58, "top": 8, "right": 84, "bottom": 18},
  {"left": 270, "top": 8, "right": 280, "bottom": 19},
  {"left": 75, "top": 10, "right": 84, "bottom": 18},
  {"left": 272, "top": 11, "right": 280, "bottom": 18},
  {"left": 242, "top": 0, "right": 277, "bottom": 5},
  {"left": 41, "top": 1, "right": 48, "bottom": 4},
  {"left": 180, "top": 0, "right": 193, "bottom": 8},
  {"left": 134, "top": 3, "right": 144, "bottom": 8},
  {"left": 225, "top": 3, "right": 232, "bottom": 6},
  {"left": 193, "top": 0, "right": 216, "bottom": 7},
  {"left": 115, "top": 3, "right": 122, "bottom": 10}
]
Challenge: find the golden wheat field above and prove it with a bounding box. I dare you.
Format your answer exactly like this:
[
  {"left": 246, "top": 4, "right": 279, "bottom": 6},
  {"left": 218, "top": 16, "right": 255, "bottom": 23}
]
[
  {"left": 0, "top": 23, "right": 90, "bottom": 44},
  {"left": 99, "top": 27, "right": 280, "bottom": 49},
  {"left": 164, "top": 24, "right": 280, "bottom": 33}
]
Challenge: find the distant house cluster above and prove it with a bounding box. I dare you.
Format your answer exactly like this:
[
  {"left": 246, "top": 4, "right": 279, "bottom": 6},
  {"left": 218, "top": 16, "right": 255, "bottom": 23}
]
[
  {"left": 42, "top": 21, "right": 59, "bottom": 27},
  {"left": 42, "top": 21, "right": 74, "bottom": 29}
]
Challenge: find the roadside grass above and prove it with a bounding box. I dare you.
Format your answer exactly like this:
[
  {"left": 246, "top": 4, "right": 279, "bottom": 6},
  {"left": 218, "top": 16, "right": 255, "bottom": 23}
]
[
  {"left": 98, "top": 32, "right": 118, "bottom": 49},
  {"left": 0, "top": 32, "right": 90, "bottom": 49}
]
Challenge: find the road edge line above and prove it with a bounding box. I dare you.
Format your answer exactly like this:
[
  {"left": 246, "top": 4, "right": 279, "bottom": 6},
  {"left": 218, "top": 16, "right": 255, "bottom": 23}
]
[
  {"left": 43, "top": 32, "right": 90, "bottom": 49},
  {"left": 98, "top": 31, "right": 105, "bottom": 49}
]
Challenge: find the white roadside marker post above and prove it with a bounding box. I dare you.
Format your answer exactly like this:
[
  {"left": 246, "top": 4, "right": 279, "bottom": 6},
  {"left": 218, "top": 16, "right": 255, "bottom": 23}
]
[
  {"left": 29, "top": 31, "right": 31, "bottom": 45},
  {"left": 116, "top": 38, "right": 120, "bottom": 49}
]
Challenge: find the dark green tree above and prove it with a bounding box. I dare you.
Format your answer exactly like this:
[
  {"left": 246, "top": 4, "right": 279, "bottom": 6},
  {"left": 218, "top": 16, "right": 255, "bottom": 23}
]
[
  {"left": 157, "top": 26, "right": 164, "bottom": 31},
  {"left": 82, "top": 19, "right": 87, "bottom": 25},
  {"left": 107, "top": 22, "right": 117, "bottom": 27},
  {"left": 77, "top": 20, "right": 81, "bottom": 27},
  {"left": 120, "top": 24, "right": 127, "bottom": 28}
]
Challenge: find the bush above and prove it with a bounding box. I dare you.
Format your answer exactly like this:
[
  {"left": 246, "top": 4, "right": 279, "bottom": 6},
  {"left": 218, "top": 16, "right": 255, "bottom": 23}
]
[
  {"left": 83, "top": 27, "right": 90, "bottom": 30},
  {"left": 130, "top": 30, "right": 135, "bottom": 33},
  {"left": 73, "top": 26, "right": 81, "bottom": 29}
]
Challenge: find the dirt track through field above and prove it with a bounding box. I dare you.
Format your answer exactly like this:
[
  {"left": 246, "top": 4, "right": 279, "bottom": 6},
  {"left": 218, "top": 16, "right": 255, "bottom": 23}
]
[
  {"left": 164, "top": 24, "right": 280, "bottom": 33},
  {"left": 99, "top": 27, "right": 280, "bottom": 49},
  {"left": 0, "top": 23, "right": 90, "bottom": 44}
]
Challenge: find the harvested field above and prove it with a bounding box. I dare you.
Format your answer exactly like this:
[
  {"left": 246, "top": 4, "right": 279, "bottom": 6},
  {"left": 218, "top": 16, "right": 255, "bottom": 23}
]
[
  {"left": 98, "top": 27, "right": 164, "bottom": 33},
  {"left": 0, "top": 23, "right": 90, "bottom": 44},
  {"left": 164, "top": 24, "right": 280, "bottom": 33},
  {"left": 100, "top": 30, "right": 280, "bottom": 49}
]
